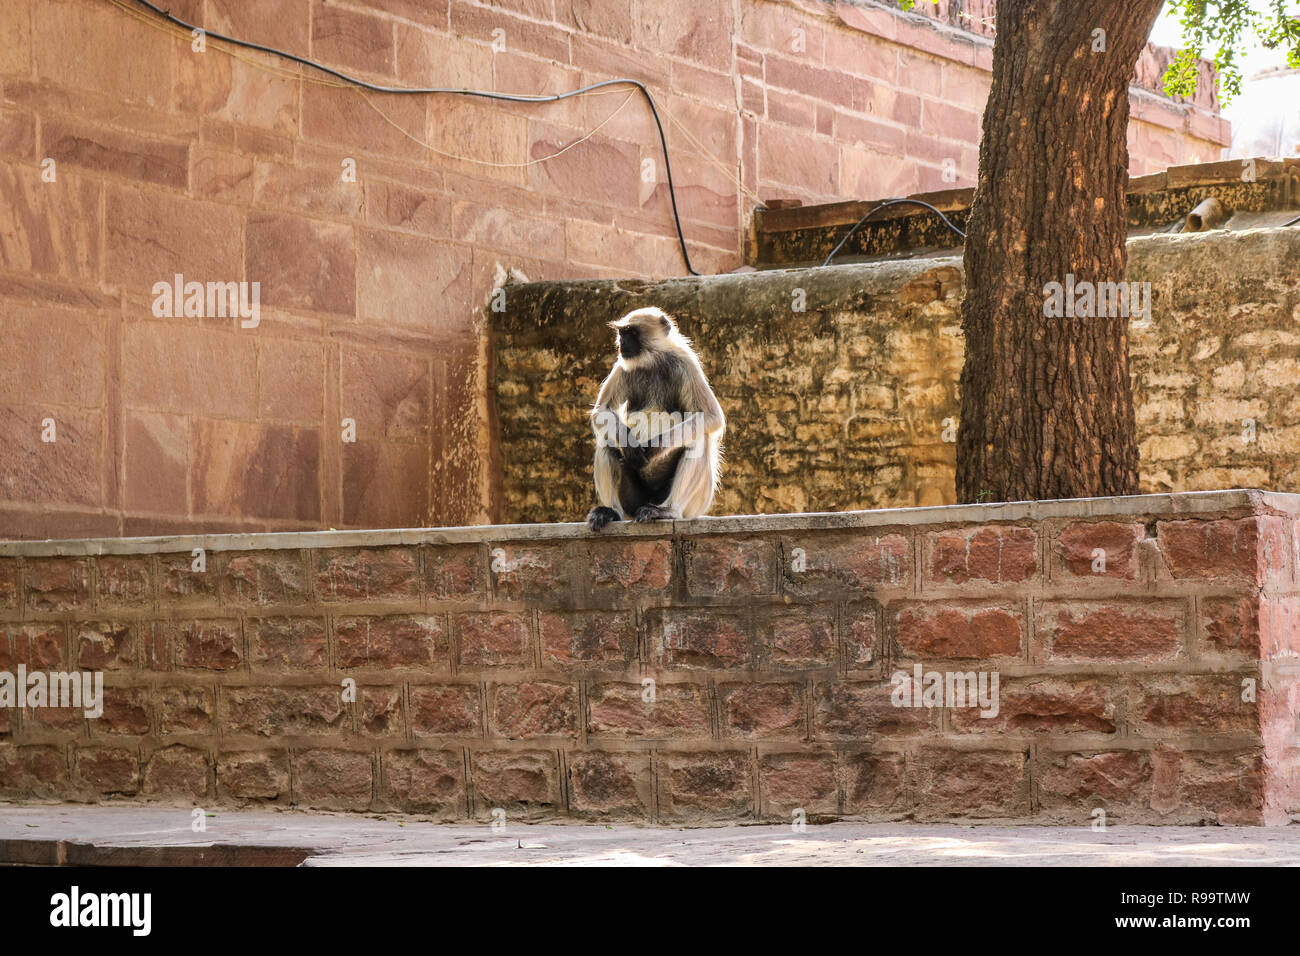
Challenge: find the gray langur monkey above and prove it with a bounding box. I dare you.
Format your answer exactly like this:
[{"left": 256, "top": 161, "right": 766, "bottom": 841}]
[{"left": 586, "top": 307, "right": 725, "bottom": 532}]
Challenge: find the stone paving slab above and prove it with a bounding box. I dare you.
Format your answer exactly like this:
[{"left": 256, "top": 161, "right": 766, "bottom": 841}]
[{"left": 2, "top": 805, "right": 1299, "bottom": 866}]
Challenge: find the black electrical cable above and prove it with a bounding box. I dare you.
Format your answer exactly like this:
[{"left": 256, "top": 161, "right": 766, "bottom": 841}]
[
  {"left": 126, "top": 0, "right": 702, "bottom": 275},
  {"left": 821, "top": 197, "right": 967, "bottom": 267}
]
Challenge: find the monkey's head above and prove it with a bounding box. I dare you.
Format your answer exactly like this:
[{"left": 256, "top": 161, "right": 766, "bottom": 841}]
[{"left": 610, "top": 307, "right": 676, "bottom": 366}]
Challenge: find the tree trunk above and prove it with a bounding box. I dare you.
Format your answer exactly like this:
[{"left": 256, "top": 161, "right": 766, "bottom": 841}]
[{"left": 955, "top": 0, "right": 1164, "bottom": 503}]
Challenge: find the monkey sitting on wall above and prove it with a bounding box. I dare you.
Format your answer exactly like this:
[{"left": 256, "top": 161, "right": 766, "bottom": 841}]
[{"left": 586, "top": 307, "right": 725, "bottom": 532}]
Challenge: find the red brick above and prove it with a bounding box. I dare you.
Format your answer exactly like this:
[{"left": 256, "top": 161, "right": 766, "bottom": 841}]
[
  {"left": 1041, "top": 601, "right": 1184, "bottom": 663},
  {"left": 1157, "top": 516, "right": 1290, "bottom": 583},
  {"left": 174, "top": 619, "right": 243, "bottom": 671},
  {"left": 914, "top": 749, "right": 1029, "bottom": 818},
  {"left": 75, "top": 747, "right": 139, "bottom": 795},
  {"left": 221, "top": 552, "right": 310, "bottom": 606},
  {"left": 586, "top": 539, "right": 673, "bottom": 593},
  {"left": 426, "top": 544, "right": 488, "bottom": 600},
  {"left": 1260, "top": 597, "right": 1300, "bottom": 658},
  {"left": 686, "top": 538, "right": 776, "bottom": 596},
  {"left": 410, "top": 684, "right": 481, "bottom": 736},
  {"left": 759, "top": 753, "right": 837, "bottom": 819},
  {"left": 140, "top": 622, "right": 168, "bottom": 671},
  {"left": 217, "top": 750, "right": 290, "bottom": 800},
  {"left": 1038, "top": 750, "right": 1152, "bottom": 812},
  {"left": 336, "top": 614, "right": 448, "bottom": 669},
  {"left": 489, "top": 544, "right": 570, "bottom": 600},
  {"left": 1151, "top": 747, "right": 1266, "bottom": 824},
  {"left": 492, "top": 681, "right": 578, "bottom": 738},
  {"left": 783, "top": 533, "right": 910, "bottom": 596},
  {"left": 843, "top": 601, "right": 878, "bottom": 668},
  {"left": 158, "top": 687, "right": 214, "bottom": 735},
  {"left": 657, "top": 608, "right": 750, "bottom": 669},
  {"left": 539, "top": 611, "right": 637, "bottom": 668},
  {"left": 454, "top": 611, "right": 531, "bottom": 668},
  {"left": 0, "top": 744, "right": 66, "bottom": 796},
  {"left": 248, "top": 616, "right": 328, "bottom": 670},
  {"left": 840, "top": 751, "right": 909, "bottom": 815},
  {"left": 143, "top": 745, "right": 209, "bottom": 798},
  {"left": 93, "top": 557, "right": 153, "bottom": 609},
  {"left": 293, "top": 748, "right": 373, "bottom": 809},
  {"left": 221, "top": 687, "right": 346, "bottom": 736},
  {"left": 815, "top": 680, "right": 932, "bottom": 739},
  {"left": 159, "top": 553, "right": 219, "bottom": 606},
  {"left": 893, "top": 604, "right": 1023, "bottom": 660},
  {"left": 952, "top": 678, "right": 1116, "bottom": 735},
  {"left": 0, "top": 559, "right": 17, "bottom": 610},
  {"left": 1056, "top": 521, "right": 1143, "bottom": 579},
  {"left": 383, "top": 749, "right": 465, "bottom": 815},
  {"left": 1202, "top": 596, "right": 1261, "bottom": 657},
  {"left": 758, "top": 607, "right": 836, "bottom": 670},
  {"left": 316, "top": 547, "right": 420, "bottom": 601},
  {"left": 720, "top": 682, "right": 805, "bottom": 738},
  {"left": 25, "top": 558, "right": 90, "bottom": 612},
  {"left": 928, "top": 526, "right": 1037, "bottom": 586},
  {"left": 470, "top": 750, "right": 561, "bottom": 818},
  {"left": 658, "top": 752, "right": 752, "bottom": 820},
  {"left": 97, "top": 688, "right": 151, "bottom": 736},
  {"left": 24, "top": 698, "right": 83, "bottom": 732},
  {"left": 1131, "top": 676, "right": 1257, "bottom": 737},
  {"left": 360, "top": 686, "right": 403, "bottom": 736},
  {"left": 587, "top": 682, "right": 709, "bottom": 738},
  {"left": 2, "top": 623, "right": 65, "bottom": 670},
  {"left": 568, "top": 751, "right": 653, "bottom": 817}
]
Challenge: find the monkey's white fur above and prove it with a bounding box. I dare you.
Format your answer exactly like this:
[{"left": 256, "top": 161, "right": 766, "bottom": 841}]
[{"left": 588, "top": 307, "right": 724, "bottom": 526}]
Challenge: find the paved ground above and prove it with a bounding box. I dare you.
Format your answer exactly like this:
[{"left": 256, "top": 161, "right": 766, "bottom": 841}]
[{"left": 2, "top": 804, "right": 1300, "bottom": 865}]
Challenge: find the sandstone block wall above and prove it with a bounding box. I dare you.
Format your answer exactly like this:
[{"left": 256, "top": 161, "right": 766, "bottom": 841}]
[
  {"left": 492, "top": 227, "right": 1300, "bottom": 523},
  {"left": 0, "top": 0, "right": 1226, "bottom": 539},
  {"left": 1, "top": 491, "right": 1296, "bottom": 825}
]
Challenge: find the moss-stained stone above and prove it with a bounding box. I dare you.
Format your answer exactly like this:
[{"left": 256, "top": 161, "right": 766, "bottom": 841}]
[{"left": 492, "top": 227, "right": 1300, "bottom": 525}]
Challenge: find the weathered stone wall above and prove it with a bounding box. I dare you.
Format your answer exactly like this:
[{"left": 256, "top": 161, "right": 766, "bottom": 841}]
[
  {"left": 1, "top": 491, "right": 1297, "bottom": 825},
  {"left": 491, "top": 227, "right": 1300, "bottom": 523},
  {"left": 0, "top": 0, "right": 1228, "bottom": 539}
]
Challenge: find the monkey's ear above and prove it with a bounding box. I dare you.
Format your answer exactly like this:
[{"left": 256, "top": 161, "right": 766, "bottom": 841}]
[{"left": 660, "top": 315, "right": 672, "bottom": 332}]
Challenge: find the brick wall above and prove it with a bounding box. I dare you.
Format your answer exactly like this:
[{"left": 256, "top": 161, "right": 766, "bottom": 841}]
[
  {"left": 0, "top": 0, "right": 1227, "bottom": 540},
  {"left": 0, "top": 491, "right": 1296, "bottom": 824},
  {"left": 492, "top": 227, "right": 1300, "bottom": 522}
]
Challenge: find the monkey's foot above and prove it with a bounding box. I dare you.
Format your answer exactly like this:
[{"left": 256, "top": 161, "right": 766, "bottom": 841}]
[
  {"left": 634, "top": 504, "right": 676, "bottom": 523},
  {"left": 587, "top": 506, "right": 620, "bottom": 532}
]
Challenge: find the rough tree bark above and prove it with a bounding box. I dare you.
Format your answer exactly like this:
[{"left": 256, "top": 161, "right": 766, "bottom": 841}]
[{"left": 955, "top": 0, "right": 1165, "bottom": 503}]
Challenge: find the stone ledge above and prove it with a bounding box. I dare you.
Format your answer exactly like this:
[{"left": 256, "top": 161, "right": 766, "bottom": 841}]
[{"left": 2, "top": 489, "right": 1297, "bottom": 556}]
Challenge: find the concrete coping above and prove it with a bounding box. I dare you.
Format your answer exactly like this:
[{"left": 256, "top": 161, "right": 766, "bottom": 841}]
[{"left": 1, "top": 490, "right": 1296, "bottom": 557}]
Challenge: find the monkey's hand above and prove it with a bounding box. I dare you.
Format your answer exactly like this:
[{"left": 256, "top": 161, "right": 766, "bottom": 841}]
[{"left": 619, "top": 441, "right": 650, "bottom": 471}]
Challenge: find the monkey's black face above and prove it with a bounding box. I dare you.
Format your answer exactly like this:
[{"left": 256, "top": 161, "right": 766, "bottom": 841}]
[{"left": 618, "top": 327, "right": 643, "bottom": 359}]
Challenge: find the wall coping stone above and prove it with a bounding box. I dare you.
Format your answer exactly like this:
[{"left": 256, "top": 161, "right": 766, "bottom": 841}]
[{"left": 3, "top": 489, "right": 1296, "bottom": 557}]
